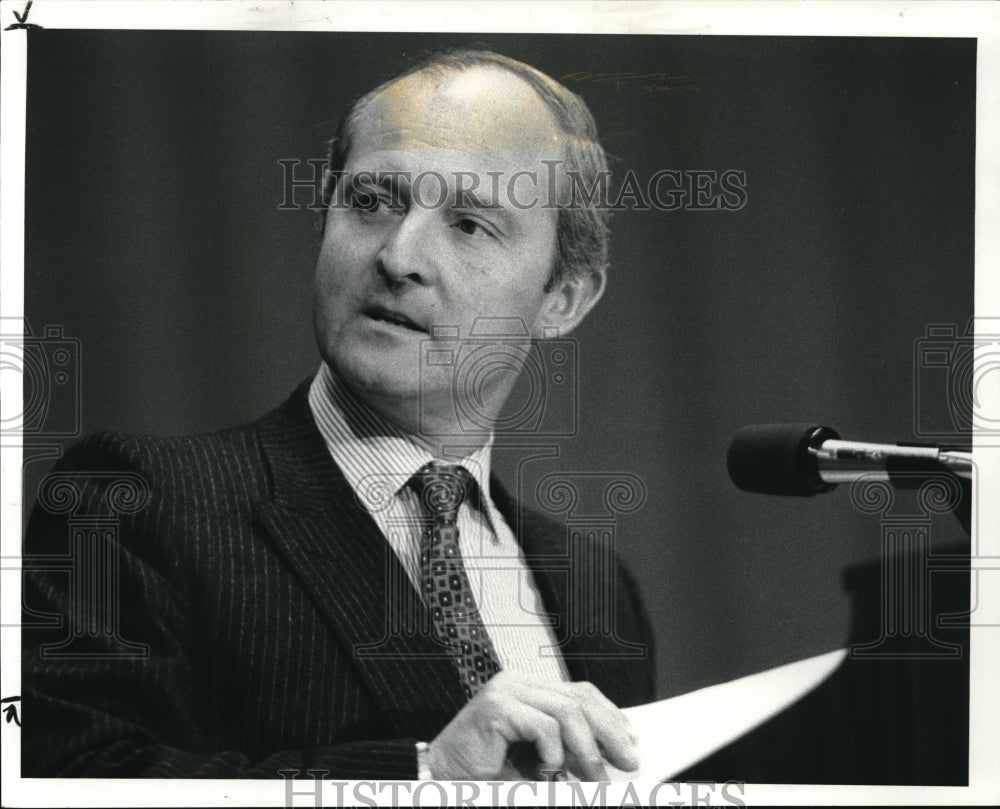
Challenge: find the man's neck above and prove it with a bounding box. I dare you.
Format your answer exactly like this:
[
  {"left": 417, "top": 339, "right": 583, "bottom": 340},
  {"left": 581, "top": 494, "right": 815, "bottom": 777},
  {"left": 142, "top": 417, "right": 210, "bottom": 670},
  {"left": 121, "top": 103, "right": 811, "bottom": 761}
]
[
  {"left": 365, "top": 393, "right": 491, "bottom": 458},
  {"left": 327, "top": 367, "right": 494, "bottom": 458}
]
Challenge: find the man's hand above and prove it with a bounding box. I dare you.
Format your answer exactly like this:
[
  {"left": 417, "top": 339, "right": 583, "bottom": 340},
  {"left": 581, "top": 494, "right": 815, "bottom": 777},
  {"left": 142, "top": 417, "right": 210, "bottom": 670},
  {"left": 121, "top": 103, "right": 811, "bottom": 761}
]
[{"left": 426, "top": 672, "right": 640, "bottom": 781}]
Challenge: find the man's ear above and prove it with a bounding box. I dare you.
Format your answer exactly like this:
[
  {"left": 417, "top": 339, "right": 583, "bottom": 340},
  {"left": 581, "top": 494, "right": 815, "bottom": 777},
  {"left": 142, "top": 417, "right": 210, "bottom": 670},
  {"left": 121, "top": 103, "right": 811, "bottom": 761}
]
[{"left": 534, "top": 268, "right": 606, "bottom": 338}]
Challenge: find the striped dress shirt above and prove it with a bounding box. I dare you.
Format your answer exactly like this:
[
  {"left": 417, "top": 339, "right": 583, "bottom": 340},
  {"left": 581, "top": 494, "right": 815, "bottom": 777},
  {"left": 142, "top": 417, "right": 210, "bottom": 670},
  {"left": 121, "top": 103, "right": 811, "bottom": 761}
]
[{"left": 307, "top": 363, "right": 569, "bottom": 682}]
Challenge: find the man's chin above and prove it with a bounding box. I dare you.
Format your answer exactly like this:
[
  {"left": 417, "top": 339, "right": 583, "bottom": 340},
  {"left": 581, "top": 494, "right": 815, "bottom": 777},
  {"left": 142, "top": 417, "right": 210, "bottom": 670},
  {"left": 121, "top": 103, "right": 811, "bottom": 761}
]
[{"left": 330, "top": 355, "right": 422, "bottom": 403}]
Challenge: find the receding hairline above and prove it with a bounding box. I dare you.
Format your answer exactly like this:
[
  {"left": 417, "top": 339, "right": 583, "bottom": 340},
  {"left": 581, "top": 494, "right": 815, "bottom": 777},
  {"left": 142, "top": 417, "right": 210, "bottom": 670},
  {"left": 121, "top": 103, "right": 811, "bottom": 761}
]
[{"left": 345, "top": 61, "right": 573, "bottom": 156}]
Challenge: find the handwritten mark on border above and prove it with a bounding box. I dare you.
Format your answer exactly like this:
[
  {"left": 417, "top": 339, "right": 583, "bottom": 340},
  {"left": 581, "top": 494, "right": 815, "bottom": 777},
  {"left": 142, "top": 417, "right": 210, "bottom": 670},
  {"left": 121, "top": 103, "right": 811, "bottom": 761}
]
[
  {"left": 2, "top": 696, "right": 21, "bottom": 727},
  {"left": 5, "top": 1, "right": 41, "bottom": 31}
]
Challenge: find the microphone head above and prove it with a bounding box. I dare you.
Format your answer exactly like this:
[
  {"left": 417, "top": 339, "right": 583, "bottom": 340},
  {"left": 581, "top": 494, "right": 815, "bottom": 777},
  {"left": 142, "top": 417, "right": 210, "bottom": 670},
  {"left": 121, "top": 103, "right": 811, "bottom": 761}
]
[{"left": 728, "top": 423, "right": 840, "bottom": 496}]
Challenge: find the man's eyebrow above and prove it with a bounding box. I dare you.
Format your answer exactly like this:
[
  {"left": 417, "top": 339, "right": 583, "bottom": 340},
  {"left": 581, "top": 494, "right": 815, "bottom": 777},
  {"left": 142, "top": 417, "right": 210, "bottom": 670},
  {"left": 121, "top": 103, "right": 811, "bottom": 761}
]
[
  {"left": 349, "top": 170, "right": 409, "bottom": 191},
  {"left": 343, "top": 170, "right": 410, "bottom": 208},
  {"left": 378, "top": 170, "right": 411, "bottom": 190},
  {"left": 347, "top": 168, "right": 525, "bottom": 228}
]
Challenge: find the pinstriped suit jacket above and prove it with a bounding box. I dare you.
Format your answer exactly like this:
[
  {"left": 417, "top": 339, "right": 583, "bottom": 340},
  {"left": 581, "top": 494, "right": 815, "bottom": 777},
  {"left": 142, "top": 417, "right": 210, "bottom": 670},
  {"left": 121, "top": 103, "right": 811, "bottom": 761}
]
[{"left": 22, "top": 381, "right": 655, "bottom": 778}]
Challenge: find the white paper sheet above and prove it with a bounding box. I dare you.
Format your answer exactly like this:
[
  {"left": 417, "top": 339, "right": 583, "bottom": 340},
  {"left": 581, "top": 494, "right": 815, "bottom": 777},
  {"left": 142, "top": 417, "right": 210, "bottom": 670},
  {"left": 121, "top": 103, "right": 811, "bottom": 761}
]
[{"left": 607, "top": 647, "right": 847, "bottom": 781}]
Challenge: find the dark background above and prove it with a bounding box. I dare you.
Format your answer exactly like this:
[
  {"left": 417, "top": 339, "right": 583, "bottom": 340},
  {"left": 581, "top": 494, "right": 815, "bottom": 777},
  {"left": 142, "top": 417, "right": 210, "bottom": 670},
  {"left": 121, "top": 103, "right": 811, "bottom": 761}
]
[{"left": 22, "top": 31, "right": 975, "bottom": 700}]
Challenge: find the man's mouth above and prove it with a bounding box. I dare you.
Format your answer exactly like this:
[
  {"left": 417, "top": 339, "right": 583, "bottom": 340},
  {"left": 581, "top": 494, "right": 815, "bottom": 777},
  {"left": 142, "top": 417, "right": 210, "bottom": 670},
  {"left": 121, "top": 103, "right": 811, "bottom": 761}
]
[{"left": 363, "top": 305, "right": 426, "bottom": 333}]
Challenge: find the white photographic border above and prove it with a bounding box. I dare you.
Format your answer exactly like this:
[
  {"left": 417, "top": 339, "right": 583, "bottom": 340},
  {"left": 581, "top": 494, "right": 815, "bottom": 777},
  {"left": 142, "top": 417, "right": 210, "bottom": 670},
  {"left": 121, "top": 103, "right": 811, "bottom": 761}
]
[{"left": 2, "top": 1, "right": 998, "bottom": 806}]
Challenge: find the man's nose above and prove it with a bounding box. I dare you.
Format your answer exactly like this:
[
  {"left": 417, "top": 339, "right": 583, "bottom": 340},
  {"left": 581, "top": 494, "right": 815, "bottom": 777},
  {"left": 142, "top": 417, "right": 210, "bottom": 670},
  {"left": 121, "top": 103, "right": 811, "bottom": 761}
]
[{"left": 375, "top": 208, "right": 441, "bottom": 286}]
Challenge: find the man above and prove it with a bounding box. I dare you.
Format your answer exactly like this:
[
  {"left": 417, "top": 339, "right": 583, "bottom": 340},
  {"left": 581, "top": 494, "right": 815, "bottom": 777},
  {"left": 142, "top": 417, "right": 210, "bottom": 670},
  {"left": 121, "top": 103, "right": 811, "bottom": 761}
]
[{"left": 22, "top": 49, "right": 655, "bottom": 780}]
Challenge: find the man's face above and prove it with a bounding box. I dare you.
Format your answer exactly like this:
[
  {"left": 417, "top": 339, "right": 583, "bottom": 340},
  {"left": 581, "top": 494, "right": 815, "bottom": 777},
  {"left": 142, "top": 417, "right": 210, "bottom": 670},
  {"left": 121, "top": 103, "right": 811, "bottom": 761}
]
[{"left": 313, "top": 67, "right": 581, "bottom": 427}]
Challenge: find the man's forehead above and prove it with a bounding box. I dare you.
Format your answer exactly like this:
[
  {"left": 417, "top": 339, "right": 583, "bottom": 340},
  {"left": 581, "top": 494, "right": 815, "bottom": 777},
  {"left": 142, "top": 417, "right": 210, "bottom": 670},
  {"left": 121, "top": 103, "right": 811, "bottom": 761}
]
[{"left": 354, "top": 67, "right": 566, "bottom": 155}]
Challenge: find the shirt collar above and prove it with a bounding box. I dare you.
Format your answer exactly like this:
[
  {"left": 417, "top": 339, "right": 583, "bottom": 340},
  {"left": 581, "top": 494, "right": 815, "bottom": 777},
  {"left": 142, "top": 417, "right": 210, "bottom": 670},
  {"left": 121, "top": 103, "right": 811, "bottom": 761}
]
[{"left": 307, "top": 363, "right": 495, "bottom": 514}]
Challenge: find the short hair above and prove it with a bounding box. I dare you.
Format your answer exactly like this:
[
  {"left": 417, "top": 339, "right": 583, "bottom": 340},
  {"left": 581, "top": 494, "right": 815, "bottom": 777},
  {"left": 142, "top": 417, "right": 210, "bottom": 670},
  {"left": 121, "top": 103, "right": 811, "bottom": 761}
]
[{"left": 320, "top": 48, "right": 610, "bottom": 291}]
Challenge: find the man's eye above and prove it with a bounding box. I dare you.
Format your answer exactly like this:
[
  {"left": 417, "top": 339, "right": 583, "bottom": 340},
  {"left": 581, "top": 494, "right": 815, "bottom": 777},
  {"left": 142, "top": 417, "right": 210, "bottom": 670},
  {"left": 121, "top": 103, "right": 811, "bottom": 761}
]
[
  {"left": 454, "top": 218, "right": 492, "bottom": 238},
  {"left": 351, "top": 191, "right": 380, "bottom": 211}
]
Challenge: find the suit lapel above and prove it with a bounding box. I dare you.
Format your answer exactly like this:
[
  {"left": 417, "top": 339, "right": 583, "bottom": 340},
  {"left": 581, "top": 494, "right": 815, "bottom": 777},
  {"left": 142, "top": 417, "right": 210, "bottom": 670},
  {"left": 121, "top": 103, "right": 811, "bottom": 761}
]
[{"left": 252, "top": 384, "right": 466, "bottom": 738}]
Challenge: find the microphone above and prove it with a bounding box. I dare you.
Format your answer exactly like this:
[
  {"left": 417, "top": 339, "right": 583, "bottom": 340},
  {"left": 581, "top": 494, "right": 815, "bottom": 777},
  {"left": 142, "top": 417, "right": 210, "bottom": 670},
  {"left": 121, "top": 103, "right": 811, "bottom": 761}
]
[{"left": 727, "top": 423, "right": 973, "bottom": 496}]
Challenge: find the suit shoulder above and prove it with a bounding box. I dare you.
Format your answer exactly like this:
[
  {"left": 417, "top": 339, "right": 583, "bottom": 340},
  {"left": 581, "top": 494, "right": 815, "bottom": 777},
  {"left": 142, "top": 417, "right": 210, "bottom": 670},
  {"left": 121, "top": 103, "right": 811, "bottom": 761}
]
[
  {"left": 45, "top": 422, "right": 267, "bottom": 508},
  {"left": 60, "top": 422, "right": 256, "bottom": 468},
  {"left": 39, "top": 381, "right": 314, "bottom": 514}
]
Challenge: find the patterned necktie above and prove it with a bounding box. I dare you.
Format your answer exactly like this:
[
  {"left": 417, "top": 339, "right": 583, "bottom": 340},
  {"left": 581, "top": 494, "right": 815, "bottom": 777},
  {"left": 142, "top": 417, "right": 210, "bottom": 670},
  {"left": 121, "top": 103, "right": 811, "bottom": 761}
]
[{"left": 412, "top": 461, "right": 502, "bottom": 699}]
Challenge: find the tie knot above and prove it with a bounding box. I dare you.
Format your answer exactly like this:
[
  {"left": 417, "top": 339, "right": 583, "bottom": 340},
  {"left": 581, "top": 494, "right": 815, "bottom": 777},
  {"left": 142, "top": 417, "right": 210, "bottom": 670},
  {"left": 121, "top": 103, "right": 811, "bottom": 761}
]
[{"left": 412, "top": 462, "right": 473, "bottom": 518}]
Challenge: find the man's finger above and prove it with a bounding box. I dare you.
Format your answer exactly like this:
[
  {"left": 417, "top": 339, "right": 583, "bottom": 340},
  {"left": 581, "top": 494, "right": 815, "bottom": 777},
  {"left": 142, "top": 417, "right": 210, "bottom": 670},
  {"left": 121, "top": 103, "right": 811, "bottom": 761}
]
[
  {"left": 503, "top": 686, "right": 614, "bottom": 780},
  {"left": 489, "top": 676, "right": 640, "bottom": 776},
  {"left": 553, "top": 682, "right": 640, "bottom": 773},
  {"left": 497, "top": 705, "right": 566, "bottom": 773}
]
